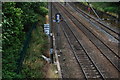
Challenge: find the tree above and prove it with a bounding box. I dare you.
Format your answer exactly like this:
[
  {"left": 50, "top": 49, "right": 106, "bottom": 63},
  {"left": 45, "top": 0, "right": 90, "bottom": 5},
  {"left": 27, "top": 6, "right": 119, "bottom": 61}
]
[
  {"left": 2, "top": 2, "right": 48, "bottom": 78},
  {"left": 2, "top": 2, "right": 25, "bottom": 78}
]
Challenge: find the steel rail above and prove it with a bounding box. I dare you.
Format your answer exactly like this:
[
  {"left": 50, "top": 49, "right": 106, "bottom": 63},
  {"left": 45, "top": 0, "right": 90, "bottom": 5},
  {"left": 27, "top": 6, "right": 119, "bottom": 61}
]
[
  {"left": 54, "top": 3, "right": 105, "bottom": 79},
  {"left": 68, "top": 3, "right": 120, "bottom": 41},
  {"left": 56, "top": 3, "right": 120, "bottom": 72}
]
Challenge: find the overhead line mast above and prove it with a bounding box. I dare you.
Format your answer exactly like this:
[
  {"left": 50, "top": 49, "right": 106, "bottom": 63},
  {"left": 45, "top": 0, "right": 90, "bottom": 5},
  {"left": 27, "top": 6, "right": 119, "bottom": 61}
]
[{"left": 86, "top": 1, "right": 101, "bottom": 20}]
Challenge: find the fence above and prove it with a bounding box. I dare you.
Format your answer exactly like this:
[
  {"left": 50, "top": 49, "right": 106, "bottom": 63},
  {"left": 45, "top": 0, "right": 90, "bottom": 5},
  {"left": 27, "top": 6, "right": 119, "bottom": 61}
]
[{"left": 16, "top": 22, "right": 37, "bottom": 74}]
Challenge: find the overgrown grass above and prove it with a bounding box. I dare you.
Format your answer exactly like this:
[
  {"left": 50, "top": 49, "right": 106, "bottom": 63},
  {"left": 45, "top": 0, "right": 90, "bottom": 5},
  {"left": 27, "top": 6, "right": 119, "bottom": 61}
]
[
  {"left": 88, "top": 2, "right": 118, "bottom": 17},
  {"left": 21, "top": 22, "right": 49, "bottom": 78}
]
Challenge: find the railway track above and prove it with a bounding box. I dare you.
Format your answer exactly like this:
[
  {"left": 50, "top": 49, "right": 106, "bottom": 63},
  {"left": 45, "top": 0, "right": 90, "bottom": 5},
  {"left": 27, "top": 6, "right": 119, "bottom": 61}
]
[
  {"left": 68, "top": 2, "right": 120, "bottom": 41},
  {"left": 53, "top": 3, "right": 119, "bottom": 78},
  {"left": 63, "top": 19, "right": 104, "bottom": 79},
  {"left": 61, "top": 17, "right": 105, "bottom": 79},
  {"left": 55, "top": 3, "right": 120, "bottom": 72},
  {"left": 63, "top": 3, "right": 119, "bottom": 56},
  {"left": 53, "top": 3, "right": 104, "bottom": 80},
  {"left": 52, "top": 4, "right": 76, "bottom": 78},
  {"left": 53, "top": 3, "right": 105, "bottom": 79}
]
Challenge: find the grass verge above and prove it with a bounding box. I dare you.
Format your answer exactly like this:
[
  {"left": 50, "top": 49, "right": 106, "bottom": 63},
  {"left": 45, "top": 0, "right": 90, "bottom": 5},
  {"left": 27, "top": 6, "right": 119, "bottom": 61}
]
[
  {"left": 21, "top": 16, "right": 59, "bottom": 78},
  {"left": 21, "top": 21, "right": 49, "bottom": 78}
]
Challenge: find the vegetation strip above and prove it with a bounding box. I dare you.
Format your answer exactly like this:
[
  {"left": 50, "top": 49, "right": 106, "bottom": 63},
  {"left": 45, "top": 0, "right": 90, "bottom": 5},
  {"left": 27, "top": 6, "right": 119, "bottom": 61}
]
[{"left": 2, "top": 2, "right": 48, "bottom": 78}]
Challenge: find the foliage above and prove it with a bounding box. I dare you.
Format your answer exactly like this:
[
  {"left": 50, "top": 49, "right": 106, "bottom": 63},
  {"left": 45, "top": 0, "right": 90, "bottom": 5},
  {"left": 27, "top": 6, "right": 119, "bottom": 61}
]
[
  {"left": 2, "top": 2, "right": 25, "bottom": 78},
  {"left": 16, "top": 2, "right": 48, "bottom": 32},
  {"left": 91, "top": 2, "right": 120, "bottom": 14},
  {"left": 39, "top": 6, "right": 48, "bottom": 16},
  {"left": 104, "top": 7, "right": 117, "bottom": 13},
  {"left": 2, "top": 2, "right": 48, "bottom": 78},
  {"left": 21, "top": 25, "right": 48, "bottom": 78}
]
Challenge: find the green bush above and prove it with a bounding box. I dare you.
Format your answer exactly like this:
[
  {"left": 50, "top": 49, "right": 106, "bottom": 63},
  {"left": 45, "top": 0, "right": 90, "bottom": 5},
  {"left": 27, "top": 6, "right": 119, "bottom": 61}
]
[
  {"left": 39, "top": 7, "right": 48, "bottom": 16},
  {"left": 2, "top": 2, "right": 25, "bottom": 78},
  {"left": 2, "top": 2, "right": 48, "bottom": 78},
  {"left": 104, "top": 7, "right": 117, "bottom": 13}
]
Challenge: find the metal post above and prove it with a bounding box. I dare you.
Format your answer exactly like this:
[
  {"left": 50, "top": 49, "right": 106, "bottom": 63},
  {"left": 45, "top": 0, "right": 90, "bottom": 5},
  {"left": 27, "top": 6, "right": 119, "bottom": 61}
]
[
  {"left": 86, "top": 2, "right": 101, "bottom": 20},
  {"left": 56, "top": 21, "right": 61, "bottom": 50},
  {"left": 55, "top": 13, "right": 61, "bottom": 50},
  {"left": 49, "top": 2, "right": 54, "bottom": 63},
  {"left": 89, "top": 4, "right": 101, "bottom": 20},
  {"left": 50, "top": 2, "right": 53, "bottom": 48},
  {"left": 0, "top": 2, "right": 2, "bottom": 79},
  {"left": 64, "top": 0, "right": 66, "bottom": 5},
  {"left": 49, "top": 2, "right": 52, "bottom": 34},
  {"left": 56, "top": 23, "right": 59, "bottom": 50}
]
